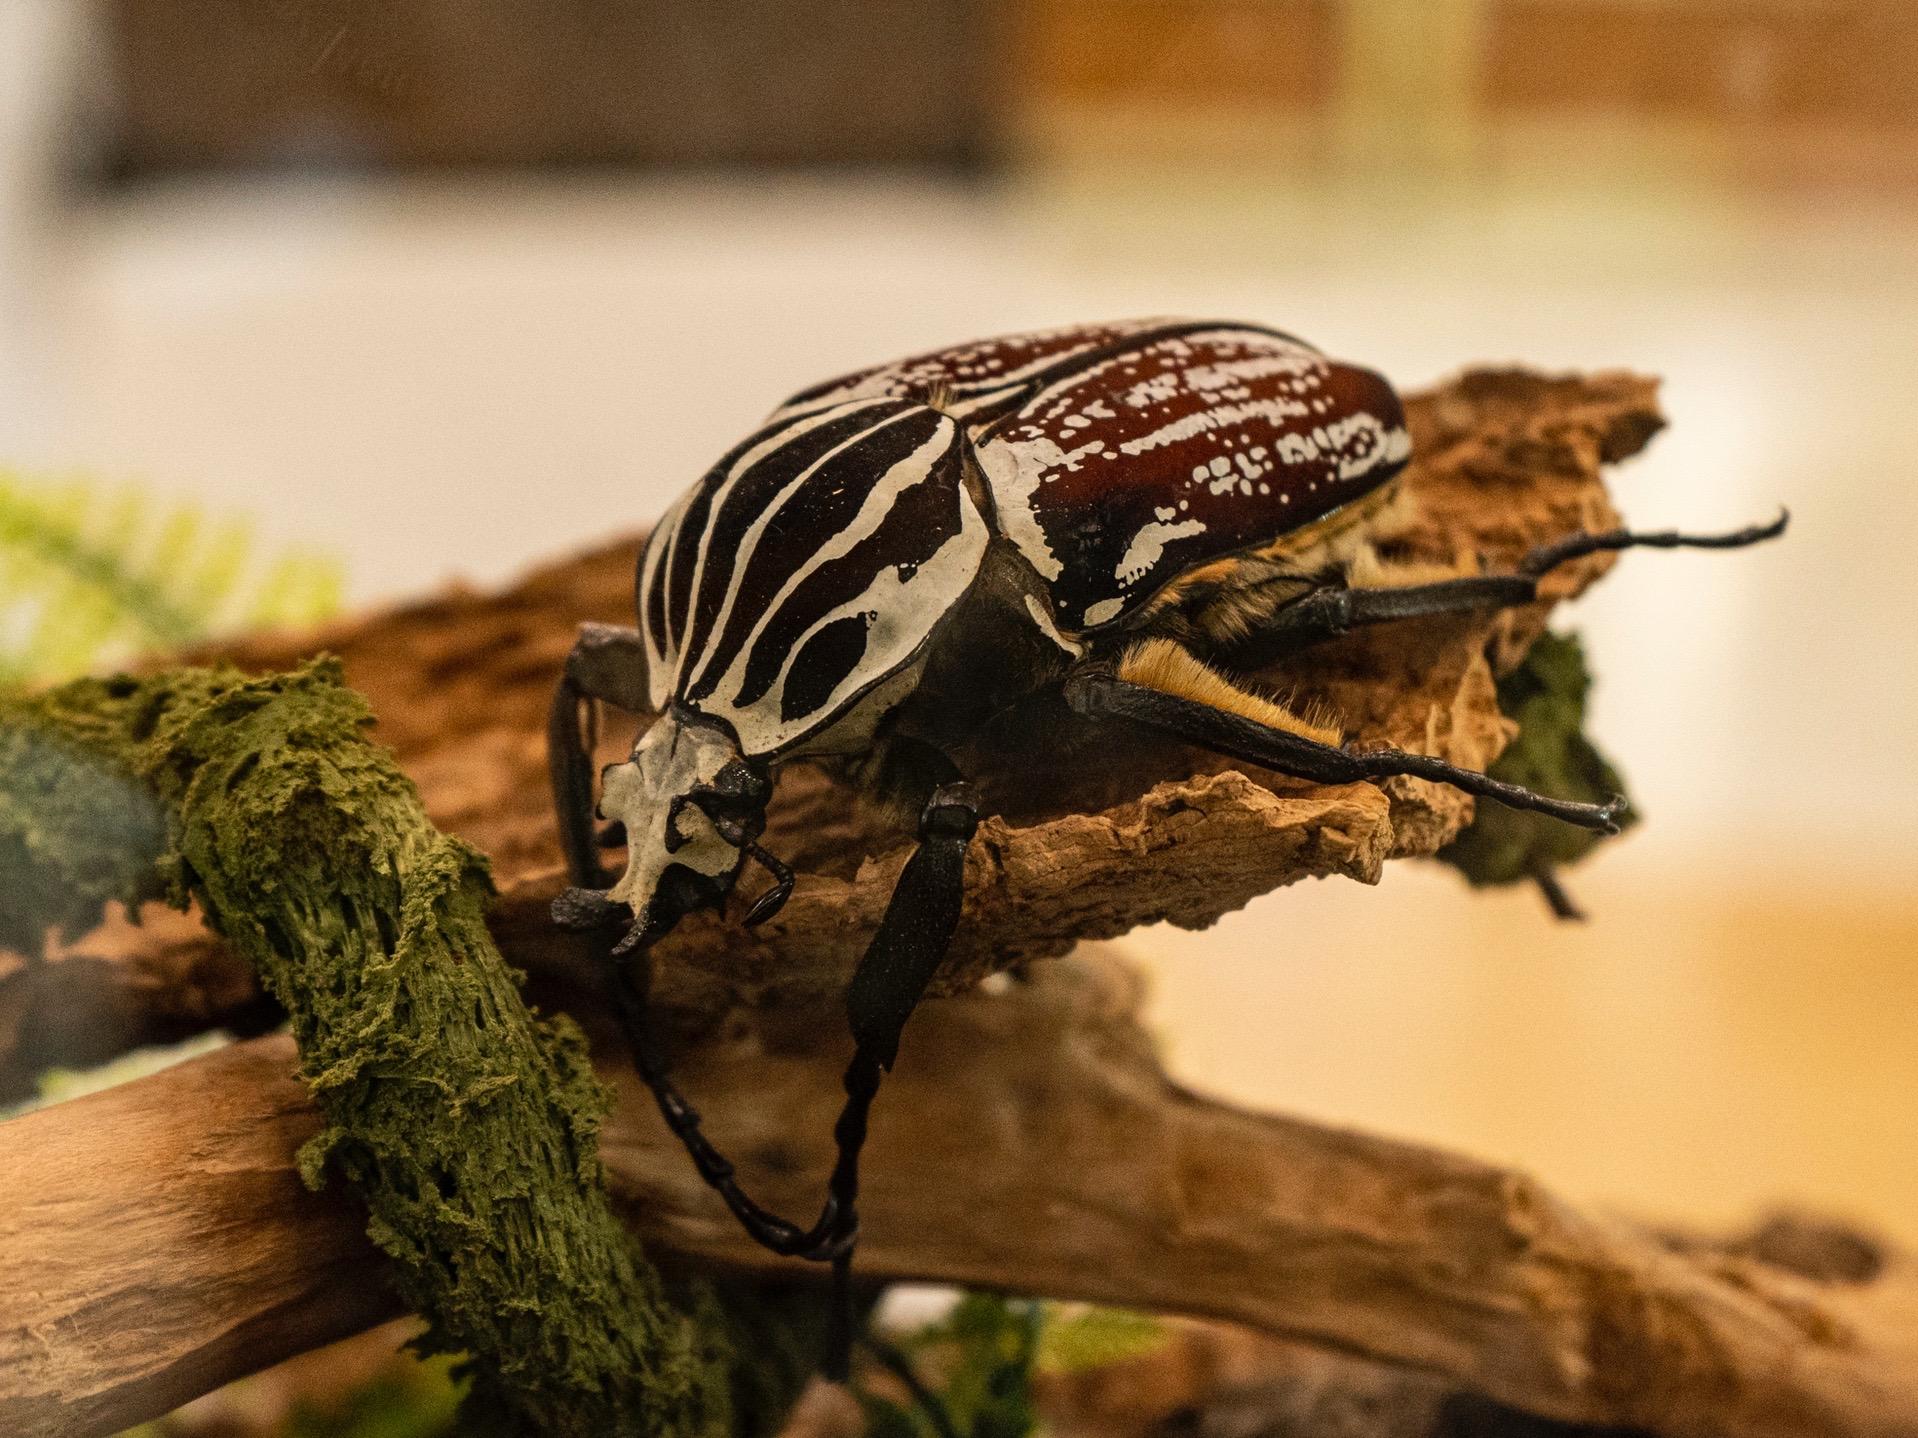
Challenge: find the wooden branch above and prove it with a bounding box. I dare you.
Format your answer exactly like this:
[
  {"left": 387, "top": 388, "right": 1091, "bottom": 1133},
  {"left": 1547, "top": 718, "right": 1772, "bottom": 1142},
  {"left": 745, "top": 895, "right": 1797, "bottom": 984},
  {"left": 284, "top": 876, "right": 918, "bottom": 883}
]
[
  {"left": 20, "top": 363, "right": 1844, "bottom": 1436},
  {"left": 2, "top": 1033, "right": 395, "bottom": 1437},
  {"left": 1, "top": 366, "right": 1661, "bottom": 1099},
  {"left": 7, "top": 952, "right": 1916, "bottom": 1438}
]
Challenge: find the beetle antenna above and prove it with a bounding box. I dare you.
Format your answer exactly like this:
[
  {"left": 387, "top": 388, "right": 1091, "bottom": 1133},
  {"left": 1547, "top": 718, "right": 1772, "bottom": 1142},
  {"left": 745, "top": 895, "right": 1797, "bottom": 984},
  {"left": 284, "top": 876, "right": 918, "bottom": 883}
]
[{"left": 742, "top": 843, "right": 795, "bottom": 926}]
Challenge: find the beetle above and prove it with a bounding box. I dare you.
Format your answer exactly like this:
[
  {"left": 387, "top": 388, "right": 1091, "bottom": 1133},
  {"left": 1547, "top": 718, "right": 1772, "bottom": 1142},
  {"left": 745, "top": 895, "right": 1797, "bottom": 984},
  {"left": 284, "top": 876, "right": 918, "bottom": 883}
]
[{"left": 548, "top": 318, "right": 1784, "bottom": 1369}]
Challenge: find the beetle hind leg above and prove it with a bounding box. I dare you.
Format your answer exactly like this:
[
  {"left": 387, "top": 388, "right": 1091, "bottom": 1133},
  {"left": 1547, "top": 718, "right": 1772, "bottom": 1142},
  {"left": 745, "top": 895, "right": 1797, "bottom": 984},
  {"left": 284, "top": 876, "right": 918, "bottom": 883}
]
[{"left": 1068, "top": 646, "right": 1624, "bottom": 832}]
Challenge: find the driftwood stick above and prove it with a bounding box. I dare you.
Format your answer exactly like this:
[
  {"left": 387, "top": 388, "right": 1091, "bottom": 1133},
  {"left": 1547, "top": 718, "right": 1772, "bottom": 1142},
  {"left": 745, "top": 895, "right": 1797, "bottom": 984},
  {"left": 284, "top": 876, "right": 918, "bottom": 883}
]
[
  {"left": 2, "top": 367, "right": 1663, "bottom": 1100},
  {"left": 1, "top": 1034, "right": 397, "bottom": 1438},
  {"left": 6, "top": 953, "right": 1916, "bottom": 1438}
]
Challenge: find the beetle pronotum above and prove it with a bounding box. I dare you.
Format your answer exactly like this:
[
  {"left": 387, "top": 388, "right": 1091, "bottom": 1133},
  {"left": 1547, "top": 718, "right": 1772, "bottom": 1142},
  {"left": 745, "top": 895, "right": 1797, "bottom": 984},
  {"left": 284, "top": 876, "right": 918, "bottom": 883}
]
[{"left": 548, "top": 319, "right": 1784, "bottom": 1371}]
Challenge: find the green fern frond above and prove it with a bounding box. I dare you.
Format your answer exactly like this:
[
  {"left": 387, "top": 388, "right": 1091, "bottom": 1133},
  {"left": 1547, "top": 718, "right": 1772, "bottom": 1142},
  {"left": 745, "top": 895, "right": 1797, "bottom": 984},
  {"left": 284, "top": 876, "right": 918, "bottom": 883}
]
[
  {"left": 861, "top": 1295, "right": 1047, "bottom": 1438},
  {"left": 1035, "top": 1303, "right": 1164, "bottom": 1374},
  {"left": 0, "top": 472, "right": 345, "bottom": 686},
  {"left": 859, "top": 1295, "right": 1169, "bottom": 1437}
]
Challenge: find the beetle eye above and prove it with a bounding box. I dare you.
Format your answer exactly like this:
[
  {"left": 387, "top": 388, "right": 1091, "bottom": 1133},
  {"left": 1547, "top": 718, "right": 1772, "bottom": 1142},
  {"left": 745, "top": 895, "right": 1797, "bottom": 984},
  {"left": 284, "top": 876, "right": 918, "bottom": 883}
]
[
  {"left": 710, "top": 758, "right": 770, "bottom": 807},
  {"left": 688, "top": 759, "right": 770, "bottom": 828}
]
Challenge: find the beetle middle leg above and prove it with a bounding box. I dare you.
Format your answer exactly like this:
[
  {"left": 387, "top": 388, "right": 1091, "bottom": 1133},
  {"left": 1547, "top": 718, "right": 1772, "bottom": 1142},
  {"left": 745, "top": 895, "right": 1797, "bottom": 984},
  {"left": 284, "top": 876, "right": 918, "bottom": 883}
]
[
  {"left": 1066, "top": 642, "right": 1625, "bottom": 831},
  {"left": 1223, "top": 510, "right": 1788, "bottom": 669}
]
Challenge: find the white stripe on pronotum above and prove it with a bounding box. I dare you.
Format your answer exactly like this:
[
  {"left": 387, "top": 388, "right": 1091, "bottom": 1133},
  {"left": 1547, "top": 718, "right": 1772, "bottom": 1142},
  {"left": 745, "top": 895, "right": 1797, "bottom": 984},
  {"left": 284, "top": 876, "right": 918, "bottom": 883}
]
[
  {"left": 685, "top": 401, "right": 924, "bottom": 696},
  {"left": 705, "top": 414, "right": 960, "bottom": 708}
]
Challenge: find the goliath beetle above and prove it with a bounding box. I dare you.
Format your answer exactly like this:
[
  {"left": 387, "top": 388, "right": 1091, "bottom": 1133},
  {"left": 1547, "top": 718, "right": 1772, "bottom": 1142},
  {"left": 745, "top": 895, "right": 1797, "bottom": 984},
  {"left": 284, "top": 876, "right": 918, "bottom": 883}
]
[{"left": 548, "top": 318, "right": 1784, "bottom": 1369}]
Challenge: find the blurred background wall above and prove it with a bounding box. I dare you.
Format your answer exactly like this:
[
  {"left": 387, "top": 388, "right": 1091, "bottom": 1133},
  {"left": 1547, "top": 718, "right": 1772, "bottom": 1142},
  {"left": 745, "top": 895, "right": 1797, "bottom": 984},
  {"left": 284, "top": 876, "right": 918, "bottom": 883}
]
[{"left": 0, "top": 0, "right": 1911, "bottom": 1245}]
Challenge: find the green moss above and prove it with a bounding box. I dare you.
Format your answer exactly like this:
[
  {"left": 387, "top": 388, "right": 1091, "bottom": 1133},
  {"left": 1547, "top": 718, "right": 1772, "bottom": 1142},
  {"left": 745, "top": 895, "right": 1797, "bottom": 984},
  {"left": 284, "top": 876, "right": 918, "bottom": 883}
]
[
  {"left": 1439, "top": 631, "right": 1638, "bottom": 888},
  {"left": 0, "top": 691, "right": 169, "bottom": 953},
  {"left": 1, "top": 661, "right": 733, "bottom": 1437}
]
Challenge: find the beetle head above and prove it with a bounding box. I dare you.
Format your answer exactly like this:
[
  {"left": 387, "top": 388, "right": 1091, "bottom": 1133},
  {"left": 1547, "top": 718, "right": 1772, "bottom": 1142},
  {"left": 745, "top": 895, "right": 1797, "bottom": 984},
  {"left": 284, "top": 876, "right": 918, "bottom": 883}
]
[{"left": 598, "top": 710, "right": 772, "bottom": 944}]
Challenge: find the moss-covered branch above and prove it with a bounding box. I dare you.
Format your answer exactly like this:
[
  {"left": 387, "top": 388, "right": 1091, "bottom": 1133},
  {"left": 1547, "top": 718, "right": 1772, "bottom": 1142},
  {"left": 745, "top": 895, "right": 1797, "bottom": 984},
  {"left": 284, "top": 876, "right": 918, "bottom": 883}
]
[{"left": 0, "top": 661, "right": 732, "bottom": 1437}]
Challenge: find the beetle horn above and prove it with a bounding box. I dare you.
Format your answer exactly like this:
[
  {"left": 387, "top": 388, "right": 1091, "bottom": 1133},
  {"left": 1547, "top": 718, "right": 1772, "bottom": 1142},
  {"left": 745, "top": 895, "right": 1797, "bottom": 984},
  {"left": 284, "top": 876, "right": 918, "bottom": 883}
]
[{"left": 742, "top": 843, "right": 795, "bottom": 927}]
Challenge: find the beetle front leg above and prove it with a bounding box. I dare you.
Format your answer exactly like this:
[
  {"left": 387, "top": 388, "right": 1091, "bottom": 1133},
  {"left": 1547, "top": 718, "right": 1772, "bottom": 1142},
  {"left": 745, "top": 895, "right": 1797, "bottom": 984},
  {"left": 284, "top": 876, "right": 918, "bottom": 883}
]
[
  {"left": 820, "top": 777, "right": 979, "bottom": 1375},
  {"left": 599, "top": 937, "right": 848, "bottom": 1259},
  {"left": 591, "top": 776, "right": 979, "bottom": 1380},
  {"left": 1229, "top": 511, "right": 1788, "bottom": 667},
  {"left": 547, "top": 622, "right": 651, "bottom": 888},
  {"left": 1066, "top": 664, "right": 1624, "bottom": 832}
]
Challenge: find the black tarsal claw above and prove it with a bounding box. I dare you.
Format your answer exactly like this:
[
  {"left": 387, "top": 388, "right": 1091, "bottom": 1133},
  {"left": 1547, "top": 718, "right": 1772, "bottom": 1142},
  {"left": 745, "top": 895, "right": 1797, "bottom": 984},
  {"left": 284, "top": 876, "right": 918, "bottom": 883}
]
[
  {"left": 741, "top": 842, "right": 795, "bottom": 926},
  {"left": 1599, "top": 792, "right": 1630, "bottom": 834},
  {"left": 743, "top": 886, "right": 788, "bottom": 927},
  {"left": 1547, "top": 794, "right": 1625, "bottom": 834}
]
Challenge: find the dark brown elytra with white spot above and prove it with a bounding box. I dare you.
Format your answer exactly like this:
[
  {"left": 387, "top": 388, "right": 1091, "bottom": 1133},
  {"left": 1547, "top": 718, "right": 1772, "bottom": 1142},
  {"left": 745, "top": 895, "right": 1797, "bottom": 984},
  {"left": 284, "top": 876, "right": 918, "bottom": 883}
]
[
  {"left": 770, "top": 318, "right": 1409, "bottom": 634},
  {"left": 548, "top": 318, "right": 1786, "bottom": 1379}
]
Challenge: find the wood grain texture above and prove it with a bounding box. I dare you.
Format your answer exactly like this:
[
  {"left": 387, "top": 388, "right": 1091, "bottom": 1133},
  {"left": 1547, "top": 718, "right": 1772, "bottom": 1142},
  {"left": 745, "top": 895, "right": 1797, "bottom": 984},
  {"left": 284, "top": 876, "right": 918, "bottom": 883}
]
[
  {"left": 7, "top": 955, "right": 1917, "bottom": 1438},
  {"left": 1, "top": 1038, "right": 398, "bottom": 1437}
]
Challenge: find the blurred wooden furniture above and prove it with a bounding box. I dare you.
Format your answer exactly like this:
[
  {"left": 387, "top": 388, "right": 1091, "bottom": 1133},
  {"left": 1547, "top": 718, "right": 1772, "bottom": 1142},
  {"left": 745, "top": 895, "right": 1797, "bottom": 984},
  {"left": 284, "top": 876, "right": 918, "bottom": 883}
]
[
  {"left": 1015, "top": 0, "right": 1918, "bottom": 185},
  {"left": 102, "top": 0, "right": 1002, "bottom": 174},
  {"left": 98, "top": 0, "right": 1918, "bottom": 186},
  {"left": 1482, "top": 0, "right": 1918, "bottom": 129}
]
